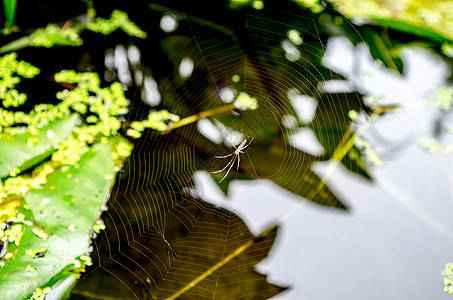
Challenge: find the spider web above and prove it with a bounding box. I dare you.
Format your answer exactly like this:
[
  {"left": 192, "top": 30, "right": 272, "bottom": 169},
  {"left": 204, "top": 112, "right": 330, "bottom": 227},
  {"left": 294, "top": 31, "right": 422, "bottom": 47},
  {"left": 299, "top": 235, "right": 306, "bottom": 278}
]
[
  {"left": 73, "top": 149, "right": 283, "bottom": 299},
  {"left": 71, "top": 2, "right": 370, "bottom": 299}
]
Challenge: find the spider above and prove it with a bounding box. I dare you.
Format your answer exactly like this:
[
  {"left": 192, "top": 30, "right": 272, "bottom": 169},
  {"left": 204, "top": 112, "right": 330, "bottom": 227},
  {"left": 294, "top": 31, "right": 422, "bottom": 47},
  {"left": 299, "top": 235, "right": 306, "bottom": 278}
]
[{"left": 212, "top": 137, "right": 253, "bottom": 183}]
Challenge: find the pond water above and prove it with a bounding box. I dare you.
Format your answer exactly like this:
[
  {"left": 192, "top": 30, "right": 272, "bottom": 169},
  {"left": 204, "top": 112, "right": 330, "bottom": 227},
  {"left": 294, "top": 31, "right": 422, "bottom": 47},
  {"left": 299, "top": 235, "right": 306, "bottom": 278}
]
[{"left": 195, "top": 38, "right": 453, "bottom": 299}]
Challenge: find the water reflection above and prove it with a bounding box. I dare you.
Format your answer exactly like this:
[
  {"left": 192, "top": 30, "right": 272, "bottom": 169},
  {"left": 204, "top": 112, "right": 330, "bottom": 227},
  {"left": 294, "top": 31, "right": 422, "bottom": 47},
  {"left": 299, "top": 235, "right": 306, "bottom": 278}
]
[
  {"left": 160, "top": 13, "right": 178, "bottom": 33},
  {"left": 73, "top": 150, "right": 286, "bottom": 299},
  {"left": 49, "top": 2, "right": 453, "bottom": 299},
  {"left": 70, "top": 3, "right": 373, "bottom": 298},
  {"left": 179, "top": 57, "right": 194, "bottom": 79},
  {"left": 201, "top": 34, "right": 453, "bottom": 300}
]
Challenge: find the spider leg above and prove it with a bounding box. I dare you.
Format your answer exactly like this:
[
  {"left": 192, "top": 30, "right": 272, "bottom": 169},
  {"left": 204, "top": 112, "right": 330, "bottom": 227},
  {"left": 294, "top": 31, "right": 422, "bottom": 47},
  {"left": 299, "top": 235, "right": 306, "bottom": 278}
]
[
  {"left": 211, "top": 154, "right": 236, "bottom": 173},
  {"left": 215, "top": 152, "right": 235, "bottom": 159},
  {"left": 241, "top": 138, "right": 254, "bottom": 151},
  {"left": 219, "top": 156, "right": 236, "bottom": 183},
  {"left": 236, "top": 152, "right": 240, "bottom": 170}
]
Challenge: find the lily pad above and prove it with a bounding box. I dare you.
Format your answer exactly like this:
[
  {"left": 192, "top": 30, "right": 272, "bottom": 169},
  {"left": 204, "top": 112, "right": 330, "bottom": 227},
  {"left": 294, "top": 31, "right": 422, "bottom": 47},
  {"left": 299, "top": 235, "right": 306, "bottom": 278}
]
[
  {"left": 0, "top": 114, "right": 79, "bottom": 178},
  {"left": 0, "top": 142, "right": 115, "bottom": 300}
]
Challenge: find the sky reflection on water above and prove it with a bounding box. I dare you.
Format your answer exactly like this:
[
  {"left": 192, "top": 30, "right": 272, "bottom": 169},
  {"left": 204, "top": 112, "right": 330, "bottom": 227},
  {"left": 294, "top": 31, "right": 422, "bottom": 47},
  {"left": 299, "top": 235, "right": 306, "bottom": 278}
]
[{"left": 196, "top": 37, "right": 453, "bottom": 299}]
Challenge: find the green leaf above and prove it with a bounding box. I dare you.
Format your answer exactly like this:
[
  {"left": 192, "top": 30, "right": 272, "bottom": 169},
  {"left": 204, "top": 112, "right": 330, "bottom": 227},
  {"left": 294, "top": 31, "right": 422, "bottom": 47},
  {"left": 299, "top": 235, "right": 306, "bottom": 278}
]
[
  {"left": 371, "top": 17, "right": 452, "bottom": 43},
  {"left": 310, "top": 92, "right": 371, "bottom": 180},
  {"left": 2, "top": 0, "right": 17, "bottom": 28},
  {"left": 326, "top": 0, "right": 453, "bottom": 42},
  {"left": 360, "top": 27, "right": 403, "bottom": 73},
  {"left": 0, "top": 142, "right": 115, "bottom": 300},
  {"left": 0, "top": 114, "right": 79, "bottom": 178}
]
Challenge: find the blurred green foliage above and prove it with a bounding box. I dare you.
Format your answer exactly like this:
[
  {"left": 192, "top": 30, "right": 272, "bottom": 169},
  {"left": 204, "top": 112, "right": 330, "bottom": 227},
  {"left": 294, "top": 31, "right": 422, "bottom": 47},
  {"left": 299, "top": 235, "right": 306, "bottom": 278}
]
[
  {"left": 1, "top": 0, "right": 17, "bottom": 31},
  {"left": 327, "top": 0, "right": 453, "bottom": 42}
]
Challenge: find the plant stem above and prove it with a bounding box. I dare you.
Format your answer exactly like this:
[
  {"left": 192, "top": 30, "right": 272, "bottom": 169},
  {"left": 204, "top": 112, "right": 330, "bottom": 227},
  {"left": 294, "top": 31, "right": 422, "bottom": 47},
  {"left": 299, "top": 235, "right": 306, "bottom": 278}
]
[
  {"left": 315, "top": 112, "right": 379, "bottom": 195},
  {"left": 169, "top": 103, "right": 236, "bottom": 131},
  {"left": 0, "top": 36, "right": 30, "bottom": 54}
]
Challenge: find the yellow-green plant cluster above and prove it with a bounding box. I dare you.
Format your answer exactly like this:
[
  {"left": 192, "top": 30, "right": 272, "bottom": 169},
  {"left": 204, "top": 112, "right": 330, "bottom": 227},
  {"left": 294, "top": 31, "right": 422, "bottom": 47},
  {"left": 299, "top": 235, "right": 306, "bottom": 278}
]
[
  {"left": 128, "top": 109, "right": 180, "bottom": 138},
  {"left": 0, "top": 53, "right": 182, "bottom": 252},
  {"left": 0, "top": 53, "right": 39, "bottom": 108},
  {"left": 30, "top": 24, "right": 83, "bottom": 48},
  {"left": 87, "top": 9, "right": 147, "bottom": 38},
  {"left": 443, "top": 262, "right": 453, "bottom": 294},
  {"left": 0, "top": 9, "right": 147, "bottom": 54},
  {"left": 0, "top": 55, "right": 135, "bottom": 245}
]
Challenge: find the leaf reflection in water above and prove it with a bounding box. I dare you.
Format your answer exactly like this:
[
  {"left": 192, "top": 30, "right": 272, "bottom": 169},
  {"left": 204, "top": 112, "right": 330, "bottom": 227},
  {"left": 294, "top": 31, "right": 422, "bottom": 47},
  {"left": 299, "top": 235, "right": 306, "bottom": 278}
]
[{"left": 72, "top": 149, "right": 287, "bottom": 299}]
